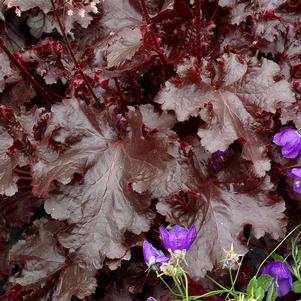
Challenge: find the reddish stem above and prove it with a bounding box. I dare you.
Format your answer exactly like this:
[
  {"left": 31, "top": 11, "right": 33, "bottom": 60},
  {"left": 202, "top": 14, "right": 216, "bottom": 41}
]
[
  {"left": 209, "top": 5, "right": 220, "bottom": 22},
  {"left": 140, "top": 0, "right": 151, "bottom": 23},
  {"left": 13, "top": 168, "right": 31, "bottom": 176},
  {"left": 17, "top": 185, "right": 32, "bottom": 189},
  {"left": 50, "top": 0, "right": 101, "bottom": 105},
  {"left": 17, "top": 176, "right": 32, "bottom": 181},
  {"left": 140, "top": 0, "right": 167, "bottom": 66},
  {"left": 113, "top": 78, "right": 127, "bottom": 111},
  {"left": 194, "top": 0, "right": 202, "bottom": 64},
  {"left": 0, "top": 43, "right": 57, "bottom": 103}
]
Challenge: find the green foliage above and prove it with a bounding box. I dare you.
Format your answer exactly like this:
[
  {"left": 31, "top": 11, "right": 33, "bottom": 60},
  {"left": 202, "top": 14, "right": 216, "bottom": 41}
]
[
  {"left": 266, "top": 283, "right": 277, "bottom": 301},
  {"left": 246, "top": 275, "right": 273, "bottom": 301},
  {"left": 292, "top": 281, "right": 301, "bottom": 293}
]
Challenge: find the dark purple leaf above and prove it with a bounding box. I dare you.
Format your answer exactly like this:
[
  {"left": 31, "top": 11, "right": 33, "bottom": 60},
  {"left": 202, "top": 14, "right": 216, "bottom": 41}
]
[
  {"left": 155, "top": 54, "right": 295, "bottom": 176},
  {"left": 156, "top": 141, "right": 287, "bottom": 278},
  {"left": 9, "top": 219, "right": 97, "bottom": 300}
]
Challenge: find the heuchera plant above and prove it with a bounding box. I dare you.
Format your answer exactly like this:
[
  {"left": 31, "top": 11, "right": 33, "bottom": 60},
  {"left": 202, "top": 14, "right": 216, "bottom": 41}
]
[{"left": 0, "top": 0, "right": 300, "bottom": 300}]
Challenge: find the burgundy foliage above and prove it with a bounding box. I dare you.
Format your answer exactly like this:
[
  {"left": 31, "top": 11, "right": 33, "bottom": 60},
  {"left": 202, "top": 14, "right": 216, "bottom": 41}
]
[{"left": 0, "top": 0, "right": 300, "bottom": 300}]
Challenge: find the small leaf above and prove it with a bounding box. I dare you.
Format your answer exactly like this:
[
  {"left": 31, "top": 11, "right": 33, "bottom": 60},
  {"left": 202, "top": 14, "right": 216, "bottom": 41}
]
[
  {"left": 257, "top": 275, "right": 273, "bottom": 291},
  {"left": 254, "top": 287, "right": 265, "bottom": 301},
  {"left": 271, "top": 253, "right": 286, "bottom": 263},
  {"left": 0, "top": 126, "right": 18, "bottom": 196},
  {"left": 293, "top": 281, "right": 301, "bottom": 293},
  {"left": 0, "top": 52, "right": 20, "bottom": 92},
  {"left": 101, "top": 0, "right": 141, "bottom": 32},
  {"left": 247, "top": 276, "right": 258, "bottom": 296},
  {"left": 27, "top": 12, "right": 54, "bottom": 39},
  {"left": 266, "top": 283, "right": 277, "bottom": 301},
  {"left": 107, "top": 27, "right": 143, "bottom": 69}
]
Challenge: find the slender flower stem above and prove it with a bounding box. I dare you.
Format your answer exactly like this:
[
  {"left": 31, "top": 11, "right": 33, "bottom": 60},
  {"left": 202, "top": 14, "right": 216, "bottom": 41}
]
[
  {"left": 172, "top": 274, "right": 185, "bottom": 299},
  {"left": 178, "top": 273, "right": 186, "bottom": 291},
  {"left": 226, "top": 256, "right": 245, "bottom": 300},
  {"left": 206, "top": 275, "right": 245, "bottom": 297},
  {"left": 194, "top": 0, "right": 202, "bottom": 64},
  {"left": 140, "top": 0, "right": 151, "bottom": 24},
  {"left": 227, "top": 268, "right": 239, "bottom": 299},
  {"left": 0, "top": 42, "right": 57, "bottom": 103},
  {"left": 50, "top": 0, "right": 101, "bottom": 105},
  {"left": 285, "top": 164, "right": 301, "bottom": 169},
  {"left": 13, "top": 168, "right": 31, "bottom": 176},
  {"left": 17, "top": 184, "right": 32, "bottom": 189},
  {"left": 255, "top": 224, "right": 301, "bottom": 277},
  {"left": 290, "top": 231, "right": 301, "bottom": 282},
  {"left": 139, "top": 0, "right": 168, "bottom": 67},
  {"left": 183, "top": 271, "right": 189, "bottom": 301},
  {"left": 206, "top": 274, "right": 243, "bottom": 297},
  {"left": 206, "top": 275, "right": 228, "bottom": 291},
  {"left": 113, "top": 78, "right": 126, "bottom": 110},
  {"left": 17, "top": 176, "right": 32, "bottom": 181},
  {"left": 229, "top": 268, "right": 234, "bottom": 288},
  {"left": 157, "top": 273, "right": 181, "bottom": 297},
  {"left": 188, "top": 289, "right": 227, "bottom": 300}
]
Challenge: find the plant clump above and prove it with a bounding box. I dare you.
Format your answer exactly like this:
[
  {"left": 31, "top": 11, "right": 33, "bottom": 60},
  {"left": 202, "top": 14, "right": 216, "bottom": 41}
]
[{"left": 0, "top": 0, "right": 300, "bottom": 300}]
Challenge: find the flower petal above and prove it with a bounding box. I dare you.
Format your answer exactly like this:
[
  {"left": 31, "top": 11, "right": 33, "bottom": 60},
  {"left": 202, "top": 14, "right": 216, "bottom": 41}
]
[
  {"left": 261, "top": 262, "right": 293, "bottom": 297},
  {"left": 277, "top": 278, "right": 292, "bottom": 297},
  {"left": 159, "top": 226, "right": 171, "bottom": 251},
  {"left": 288, "top": 167, "right": 301, "bottom": 178},
  {"left": 293, "top": 179, "right": 301, "bottom": 193},
  {"left": 273, "top": 129, "right": 299, "bottom": 146},
  {"left": 160, "top": 225, "right": 197, "bottom": 252},
  {"left": 273, "top": 129, "right": 301, "bottom": 159}
]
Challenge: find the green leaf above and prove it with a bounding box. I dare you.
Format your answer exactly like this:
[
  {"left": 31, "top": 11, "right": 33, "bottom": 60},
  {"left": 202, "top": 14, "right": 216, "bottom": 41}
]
[
  {"left": 257, "top": 275, "right": 273, "bottom": 291},
  {"left": 266, "top": 283, "right": 277, "bottom": 301},
  {"left": 271, "top": 253, "right": 285, "bottom": 263},
  {"left": 293, "top": 280, "right": 301, "bottom": 293},
  {"left": 247, "top": 276, "right": 258, "bottom": 296},
  {"left": 254, "top": 287, "right": 265, "bottom": 301}
]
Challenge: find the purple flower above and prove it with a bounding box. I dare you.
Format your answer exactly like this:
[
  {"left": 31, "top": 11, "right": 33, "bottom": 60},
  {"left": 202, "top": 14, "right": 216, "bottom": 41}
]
[
  {"left": 273, "top": 128, "right": 301, "bottom": 159},
  {"left": 147, "top": 298, "right": 157, "bottom": 301},
  {"left": 159, "top": 225, "right": 197, "bottom": 252},
  {"left": 261, "top": 262, "right": 293, "bottom": 297},
  {"left": 143, "top": 240, "right": 169, "bottom": 267},
  {"left": 210, "top": 149, "right": 233, "bottom": 172},
  {"left": 288, "top": 167, "right": 301, "bottom": 193}
]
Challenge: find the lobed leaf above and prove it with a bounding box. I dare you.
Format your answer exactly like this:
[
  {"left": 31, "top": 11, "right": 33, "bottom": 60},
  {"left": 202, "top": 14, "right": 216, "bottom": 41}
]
[{"left": 157, "top": 141, "right": 286, "bottom": 278}]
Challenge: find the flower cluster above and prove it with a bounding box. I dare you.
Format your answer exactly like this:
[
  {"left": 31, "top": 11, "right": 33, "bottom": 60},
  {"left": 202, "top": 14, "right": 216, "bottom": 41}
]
[
  {"left": 143, "top": 225, "right": 197, "bottom": 276},
  {"left": 65, "top": 0, "right": 100, "bottom": 17},
  {"left": 5, "top": 0, "right": 100, "bottom": 17},
  {"left": 273, "top": 128, "right": 301, "bottom": 193}
]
